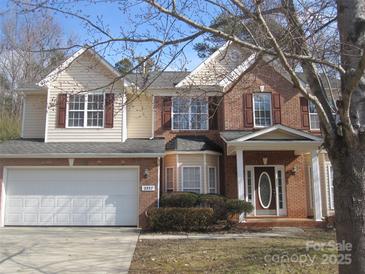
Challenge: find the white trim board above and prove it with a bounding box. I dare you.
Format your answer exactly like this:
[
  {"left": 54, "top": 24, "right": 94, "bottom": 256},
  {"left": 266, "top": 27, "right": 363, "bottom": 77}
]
[
  {"left": 165, "top": 151, "right": 222, "bottom": 156},
  {"left": 176, "top": 42, "right": 230, "bottom": 88},
  {"left": 228, "top": 124, "right": 323, "bottom": 143}
]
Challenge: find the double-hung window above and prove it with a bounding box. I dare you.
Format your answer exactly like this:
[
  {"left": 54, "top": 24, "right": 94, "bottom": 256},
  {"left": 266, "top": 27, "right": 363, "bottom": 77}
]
[
  {"left": 309, "top": 101, "right": 320, "bottom": 130},
  {"left": 165, "top": 167, "right": 174, "bottom": 192},
  {"left": 67, "top": 94, "right": 104, "bottom": 128},
  {"left": 172, "top": 97, "right": 208, "bottom": 130},
  {"left": 182, "top": 167, "right": 201, "bottom": 193},
  {"left": 253, "top": 93, "right": 272, "bottom": 127},
  {"left": 208, "top": 167, "right": 217, "bottom": 194}
]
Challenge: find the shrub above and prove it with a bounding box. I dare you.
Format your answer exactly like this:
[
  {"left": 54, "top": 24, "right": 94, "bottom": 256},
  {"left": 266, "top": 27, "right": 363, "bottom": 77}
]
[
  {"left": 148, "top": 207, "right": 214, "bottom": 231},
  {"left": 160, "top": 192, "right": 199, "bottom": 208},
  {"left": 0, "top": 114, "right": 20, "bottom": 141},
  {"left": 225, "top": 199, "right": 254, "bottom": 216},
  {"left": 199, "top": 194, "right": 228, "bottom": 222}
]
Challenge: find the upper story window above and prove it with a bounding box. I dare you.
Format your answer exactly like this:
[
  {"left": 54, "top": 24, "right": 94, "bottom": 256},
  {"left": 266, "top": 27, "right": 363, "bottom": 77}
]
[
  {"left": 172, "top": 97, "right": 208, "bottom": 130},
  {"left": 309, "top": 101, "right": 320, "bottom": 130},
  {"left": 253, "top": 93, "right": 272, "bottom": 127},
  {"left": 67, "top": 94, "right": 104, "bottom": 128}
]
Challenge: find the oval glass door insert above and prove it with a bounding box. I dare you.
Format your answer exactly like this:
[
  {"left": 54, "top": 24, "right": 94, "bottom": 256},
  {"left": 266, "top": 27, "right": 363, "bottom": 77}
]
[{"left": 258, "top": 172, "right": 272, "bottom": 209}]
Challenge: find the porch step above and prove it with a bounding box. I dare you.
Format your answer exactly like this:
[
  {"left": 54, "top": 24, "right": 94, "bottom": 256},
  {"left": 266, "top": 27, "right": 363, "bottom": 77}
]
[{"left": 240, "top": 218, "right": 324, "bottom": 229}]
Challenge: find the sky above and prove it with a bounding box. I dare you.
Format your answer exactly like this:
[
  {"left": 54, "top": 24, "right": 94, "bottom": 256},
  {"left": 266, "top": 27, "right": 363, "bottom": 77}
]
[{"left": 0, "top": 0, "right": 209, "bottom": 71}]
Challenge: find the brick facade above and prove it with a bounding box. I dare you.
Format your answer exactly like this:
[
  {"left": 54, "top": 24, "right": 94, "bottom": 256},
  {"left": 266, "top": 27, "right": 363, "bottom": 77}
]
[
  {"left": 223, "top": 63, "right": 304, "bottom": 131},
  {"left": 0, "top": 158, "right": 159, "bottom": 228},
  {"left": 152, "top": 63, "right": 316, "bottom": 220},
  {"left": 224, "top": 151, "right": 308, "bottom": 218}
]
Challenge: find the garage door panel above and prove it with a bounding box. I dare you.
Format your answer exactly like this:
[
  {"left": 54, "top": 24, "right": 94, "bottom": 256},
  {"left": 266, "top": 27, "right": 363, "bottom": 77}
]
[{"left": 5, "top": 168, "right": 138, "bottom": 226}]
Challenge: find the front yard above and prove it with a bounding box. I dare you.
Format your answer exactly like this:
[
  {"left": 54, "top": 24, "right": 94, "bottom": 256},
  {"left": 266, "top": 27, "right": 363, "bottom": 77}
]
[{"left": 130, "top": 229, "right": 338, "bottom": 273}]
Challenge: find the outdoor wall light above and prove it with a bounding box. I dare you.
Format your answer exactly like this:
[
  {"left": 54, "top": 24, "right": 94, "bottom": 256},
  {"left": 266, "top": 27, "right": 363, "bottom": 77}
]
[
  {"left": 144, "top": 169, "right": 149, "bottom": 178},
  {"left": 292, "top": 165, "right": 298, "bottom": 174},
  {"left": 263, "top": 157, "right": 268, "bottom": 165}
]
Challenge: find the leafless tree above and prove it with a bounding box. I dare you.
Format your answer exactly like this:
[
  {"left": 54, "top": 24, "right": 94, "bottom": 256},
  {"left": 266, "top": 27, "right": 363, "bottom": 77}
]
[
  {"left": 0, "top": 5, "right": 75, "bottom": 115},
  {"left": 9, "top": 0, "right": 365, "bottom": 272}
]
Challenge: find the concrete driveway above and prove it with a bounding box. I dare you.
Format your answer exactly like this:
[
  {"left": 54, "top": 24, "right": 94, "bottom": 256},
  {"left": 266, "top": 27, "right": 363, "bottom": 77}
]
[{"left": 0, "top": 227, "right": 139, "bottom": 274}]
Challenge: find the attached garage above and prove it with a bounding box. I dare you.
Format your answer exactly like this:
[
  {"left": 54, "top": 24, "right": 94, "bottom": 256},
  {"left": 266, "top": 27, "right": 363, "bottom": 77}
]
[{"left": 2, "top": 167, "right": 139, "bottom": 226}]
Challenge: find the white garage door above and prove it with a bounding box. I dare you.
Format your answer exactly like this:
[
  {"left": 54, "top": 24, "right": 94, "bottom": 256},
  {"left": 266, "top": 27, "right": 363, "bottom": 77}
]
[{"left": 4, "top": 167, "right": 138, "bottom": 226}]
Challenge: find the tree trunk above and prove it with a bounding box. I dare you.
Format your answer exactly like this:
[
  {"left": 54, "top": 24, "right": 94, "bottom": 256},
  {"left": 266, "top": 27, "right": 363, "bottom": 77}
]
[{"left": 328, "top": 143, "right": 365, "bottom": 273}]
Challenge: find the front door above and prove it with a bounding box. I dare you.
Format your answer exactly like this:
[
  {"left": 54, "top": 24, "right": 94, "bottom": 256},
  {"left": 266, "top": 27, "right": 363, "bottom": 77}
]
[{"left": 254, "top": 167, "right": 276, "bottom": 215}]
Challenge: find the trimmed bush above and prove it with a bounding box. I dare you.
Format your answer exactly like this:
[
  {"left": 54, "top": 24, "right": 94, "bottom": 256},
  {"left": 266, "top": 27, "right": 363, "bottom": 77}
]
[
  {"left": 160, "top": 192, "right": 199, "bottom": 208},
  {"left": 148, "top": 207, "right": 214, "bottom": 231},
  {"left": 199, "top": 194, "right": 228, "bottom": 222},
  {"left": 225, "top": 199, "right": 254, "bottom": 215}
]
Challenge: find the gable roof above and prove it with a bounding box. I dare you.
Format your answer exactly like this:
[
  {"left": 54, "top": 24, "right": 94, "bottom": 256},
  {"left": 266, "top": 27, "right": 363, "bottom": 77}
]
[
  {"left": 176, "top": 43, "right": 255, "bottom": 89},
  {"left": 221, "top": 124, "right": 322, "bottom": 143},
  {"left": 38, "top": 47, "right": 128, "bottom": 87},
  {"left": 125, "top": 71, "right": 190, "bottom": 89},
  {"left": 176, "top": 43, "right": 340, "bottom": 92}
]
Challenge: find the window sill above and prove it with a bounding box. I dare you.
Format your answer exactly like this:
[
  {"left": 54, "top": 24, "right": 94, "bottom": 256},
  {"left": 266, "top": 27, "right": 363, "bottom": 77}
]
[
  {"left": 170, "top": 129, "right": 217, "bottom": 133},
  {"left": 64, "top": 127, "right": 106, "bottom": 129}
]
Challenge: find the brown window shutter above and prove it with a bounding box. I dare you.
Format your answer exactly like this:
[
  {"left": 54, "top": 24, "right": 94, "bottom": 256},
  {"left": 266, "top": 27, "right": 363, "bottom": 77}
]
[
  {"left": 209, "top": 96, "right": 219, "bottom": 130},
  {"left": 104, "top": 93, "right": 114, "bottom": 128},
  {"left": 162, "top": 97, "right": 172, "bottom": 129},
  {"left": 57, "top": 94, "right": 67, "bottom": 128},
  {"left": 243, "top": 93, "right": 253, "bottom": 128},
  {"left": 300, "top": 97, "right": 310, "bottom": 129},
  {"left": 272, "top": 93, "right": 281, "bottom": 124}
]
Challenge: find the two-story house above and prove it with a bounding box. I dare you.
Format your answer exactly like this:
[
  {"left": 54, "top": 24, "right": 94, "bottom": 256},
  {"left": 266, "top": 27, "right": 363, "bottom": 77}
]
[{"left": 0, "top": 45, "right": 335, "bottom": 228}]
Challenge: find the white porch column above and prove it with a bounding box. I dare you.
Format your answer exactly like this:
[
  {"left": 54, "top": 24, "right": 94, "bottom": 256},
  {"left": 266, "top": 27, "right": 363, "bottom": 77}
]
[
  {"left": 311, "top": 150, "right": 323, "bottom": 221},
  {"left": 236, "top": 150, "right": 245, "bottom": 222}
]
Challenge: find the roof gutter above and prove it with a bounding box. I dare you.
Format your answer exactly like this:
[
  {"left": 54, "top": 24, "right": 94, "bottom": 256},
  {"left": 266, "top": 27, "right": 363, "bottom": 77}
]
[{"left": 0, "top": 153, "right": 165, "bottom": 159}]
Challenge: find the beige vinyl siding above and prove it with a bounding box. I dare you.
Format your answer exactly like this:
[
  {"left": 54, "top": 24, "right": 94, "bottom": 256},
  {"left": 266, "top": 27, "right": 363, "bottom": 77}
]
[
  {"left": 21, "top": 94, "right": 47, "bottom": 139},
  {"left": 46, "top": 52, "right": 124, "bottom": 142},
  {"left": 127, "top": 94, "right": 152, "bottom": 138},
  {"left": 163, "top": 154, "right": 177, "bottom": 192},
  {"left": 179, "top": 44, "right": 252, "bottom": 86}
]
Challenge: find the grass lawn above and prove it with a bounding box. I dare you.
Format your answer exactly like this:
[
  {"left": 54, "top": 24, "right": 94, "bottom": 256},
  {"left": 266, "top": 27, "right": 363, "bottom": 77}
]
[{"left": 130, "top": 229, "right": 338, "bottom": 273}]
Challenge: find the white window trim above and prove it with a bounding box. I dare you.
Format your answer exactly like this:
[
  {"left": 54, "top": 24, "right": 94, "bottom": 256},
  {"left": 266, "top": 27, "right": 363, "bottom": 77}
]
[
  {"left": 165, "top": 167, "right": 174, "bottom": 192},
  {"left": 245, "top": 165, "right": 286, "bottom": 217},
  {"left": 66, "top": 93, "right": 105, "bottom": 128},
  {"left": 208, "top": 166, "right": 217, "bottom": 194},
  {"left": 309, "top": 101, "right": 320, "bottom": 130},
  {"left": 325, "top": 162, "right": 334, "bottom": 210},
  {"left": 181, "top": 166, "right": 202, "bottom": 193},
  {"left": 171, "top": 97, "right": 209, "bottom": 131},
  {"left": 253, "top": 92, "right": 273, "bottom": 128},
  {"left": 308, "top": 166, "right": 313, "bottom": 209}
]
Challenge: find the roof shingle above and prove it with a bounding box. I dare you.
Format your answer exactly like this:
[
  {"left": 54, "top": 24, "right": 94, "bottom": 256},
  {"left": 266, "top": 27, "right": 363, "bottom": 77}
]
[{"left": 0, "top": 138, "right": 165, "bottom": 156}]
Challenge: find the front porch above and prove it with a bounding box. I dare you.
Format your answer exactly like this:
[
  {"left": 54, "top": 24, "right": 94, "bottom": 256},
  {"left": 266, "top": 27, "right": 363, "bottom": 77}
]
[
  {"left": 240, "top": 217, "right": 325, "bottom": 229},
  {"left": 221, "top": 125, "right": 324, "bottom": 223}
]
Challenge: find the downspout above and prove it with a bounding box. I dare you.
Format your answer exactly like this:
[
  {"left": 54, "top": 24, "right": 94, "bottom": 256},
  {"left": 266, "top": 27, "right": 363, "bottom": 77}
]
[
  {"left": 157, "top": 157, "right": 161, "bottom": 208},
  {"left": 151, "top": 95, "right": 155, "bottom": 139}
]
